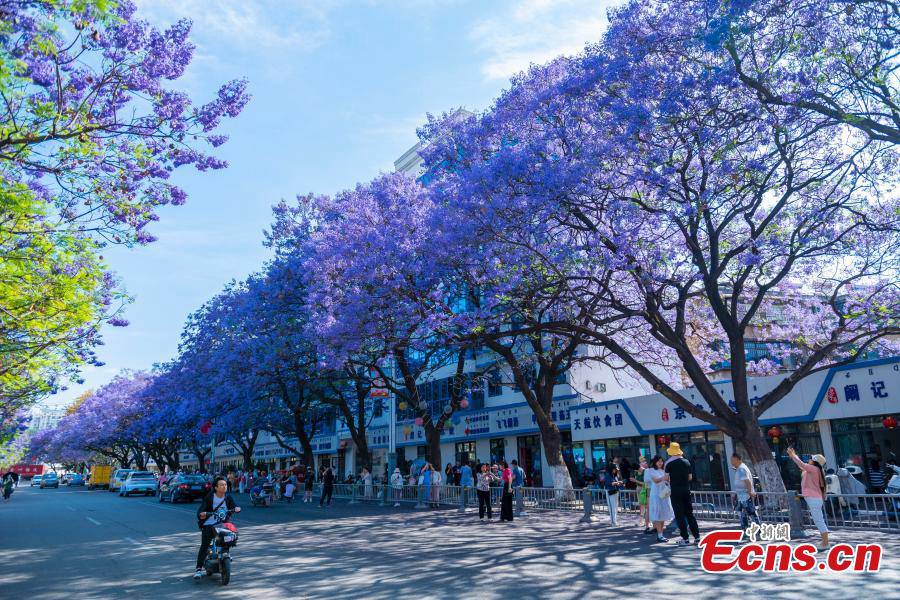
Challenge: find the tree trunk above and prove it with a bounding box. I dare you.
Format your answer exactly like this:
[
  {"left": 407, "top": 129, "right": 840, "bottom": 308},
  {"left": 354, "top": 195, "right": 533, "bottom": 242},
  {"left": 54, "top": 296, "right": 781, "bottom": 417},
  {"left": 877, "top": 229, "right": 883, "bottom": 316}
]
[
  {"left": 292, "top": 412, "right": 316, "bottom": 469},
  {"left": 165, "top": 453, "right": 180, "bottom": 473},
  {"left": 424, "top": 422, "right": 442, "bottom": 469},
  {"left": 739, "top": 421, "right": 787, "bottom": 494},
  {"left": 534, "top": 410, "right": 573, "bottom": 492},
  {"left": 131, "top": 448, "right": 146, "bottom": 470},
  {"left": 191, "top": 443, "right": 209, "bottom": 473}
]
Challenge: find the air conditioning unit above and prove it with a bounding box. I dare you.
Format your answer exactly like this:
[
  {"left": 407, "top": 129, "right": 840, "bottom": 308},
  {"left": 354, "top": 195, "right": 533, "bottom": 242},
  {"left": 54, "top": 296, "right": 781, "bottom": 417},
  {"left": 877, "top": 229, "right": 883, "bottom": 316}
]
[{"left": 594, "top": 383, "right": 606, "bottom": 393}]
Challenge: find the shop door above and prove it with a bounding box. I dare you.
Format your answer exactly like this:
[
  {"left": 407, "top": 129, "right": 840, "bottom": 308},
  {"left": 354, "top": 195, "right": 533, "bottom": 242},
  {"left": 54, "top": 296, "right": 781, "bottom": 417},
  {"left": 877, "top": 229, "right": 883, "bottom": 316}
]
[{"left": 517, "top": 435, "right": 543, "bottom": 487}]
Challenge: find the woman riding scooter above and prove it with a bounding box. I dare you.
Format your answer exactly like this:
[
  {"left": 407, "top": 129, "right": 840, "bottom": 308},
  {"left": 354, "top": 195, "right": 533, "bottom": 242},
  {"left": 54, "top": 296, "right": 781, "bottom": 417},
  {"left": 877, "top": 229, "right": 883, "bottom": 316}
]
[{"left": 194, "top": 477, "right": 241, "bottom": 579}]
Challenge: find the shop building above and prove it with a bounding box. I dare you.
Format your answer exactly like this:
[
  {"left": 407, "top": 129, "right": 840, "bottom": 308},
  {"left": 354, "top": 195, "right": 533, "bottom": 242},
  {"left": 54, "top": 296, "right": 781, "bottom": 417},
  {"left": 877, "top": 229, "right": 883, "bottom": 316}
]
[{"left": 181, "top": 357, "right": 897, "bottom": 491}]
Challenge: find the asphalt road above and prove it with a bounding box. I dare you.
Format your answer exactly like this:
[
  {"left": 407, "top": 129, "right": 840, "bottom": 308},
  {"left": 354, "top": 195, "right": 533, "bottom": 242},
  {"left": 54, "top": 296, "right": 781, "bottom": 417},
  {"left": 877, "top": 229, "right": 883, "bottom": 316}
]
[{"left": 2, "top": 484, "right": 899, "bottom": 599}]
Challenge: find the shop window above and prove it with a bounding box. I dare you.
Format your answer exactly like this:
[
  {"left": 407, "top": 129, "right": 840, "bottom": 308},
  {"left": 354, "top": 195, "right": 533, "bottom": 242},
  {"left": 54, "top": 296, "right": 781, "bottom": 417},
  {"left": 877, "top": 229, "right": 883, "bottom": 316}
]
[
  {"left": 488, "top": 369, "right": 503, "bottom": 397},
  {"left": 489, "top": 438, "right": 506, "bottom": 464},
  {"left": 456, "top": 441, "right": 476, "bottom": 466},
  {"left": 467, "top": 374, "right": 485, "bottom": 410}
]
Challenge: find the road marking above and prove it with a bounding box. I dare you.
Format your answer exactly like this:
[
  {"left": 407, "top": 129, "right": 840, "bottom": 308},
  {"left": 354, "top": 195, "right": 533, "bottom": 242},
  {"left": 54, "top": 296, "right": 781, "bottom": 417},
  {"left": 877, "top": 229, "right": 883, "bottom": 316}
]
[
  {"left": 124, "top": 537, "right": 139, "bottom": 545},
  {"left": 67, "top": 506, "right": 76, "bottom": 512},
  {"left": 86, "top": 517, "right": 101, "bottom": 525}
]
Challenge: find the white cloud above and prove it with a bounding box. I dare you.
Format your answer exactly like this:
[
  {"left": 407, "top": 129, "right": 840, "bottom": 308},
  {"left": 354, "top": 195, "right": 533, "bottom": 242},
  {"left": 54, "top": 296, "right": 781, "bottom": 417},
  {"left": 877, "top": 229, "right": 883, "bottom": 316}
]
[
  {"left": 134, "top": 0, "right": 336, "bottom": 51},
  {"left": 469, "top": 0, "right": 620, "bottom": 81}
]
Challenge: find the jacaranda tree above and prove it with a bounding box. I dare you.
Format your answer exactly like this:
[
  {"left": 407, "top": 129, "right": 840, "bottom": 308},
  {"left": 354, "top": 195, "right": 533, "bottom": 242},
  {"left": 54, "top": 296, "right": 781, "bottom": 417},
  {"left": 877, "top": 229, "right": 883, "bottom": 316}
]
[{"left": 0, "top": 0, "right": 249, "bottom": 421}]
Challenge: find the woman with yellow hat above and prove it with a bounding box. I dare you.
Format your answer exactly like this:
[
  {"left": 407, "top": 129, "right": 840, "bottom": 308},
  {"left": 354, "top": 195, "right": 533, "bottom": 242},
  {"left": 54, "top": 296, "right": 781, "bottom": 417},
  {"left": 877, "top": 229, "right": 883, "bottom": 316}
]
[{"left": 788, "top": 447, "right": 830, "bottom": 550}]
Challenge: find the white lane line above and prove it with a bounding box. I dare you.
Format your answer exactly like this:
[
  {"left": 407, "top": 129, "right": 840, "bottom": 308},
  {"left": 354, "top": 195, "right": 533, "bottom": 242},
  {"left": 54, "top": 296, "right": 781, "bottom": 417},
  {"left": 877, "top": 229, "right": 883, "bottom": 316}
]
[
  {"left": 86, "top": 517, "right": 101, "bottom": 525},
  {"left": 124, "top": 537, "right": 139, "bottom": 545},
  {"left": 67, "top": 506, "right": 76, "bottom": 512},
  {"left": 144, "top": 501, "right": 263, "bottom": 525}
]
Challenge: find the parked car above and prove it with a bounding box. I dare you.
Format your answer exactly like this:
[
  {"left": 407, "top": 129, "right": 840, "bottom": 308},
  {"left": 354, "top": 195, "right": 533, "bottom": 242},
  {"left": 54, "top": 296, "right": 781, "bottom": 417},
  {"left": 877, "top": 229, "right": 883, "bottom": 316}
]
[
  {"left": 109, "top": 469, "right": 135, "bottom": 492},
  {"left": 40, "top": 472, "right": 59, "bottom": 488},
  {"left": 30, "top": 475, "right": 43, "bottom": 487},
  {"left": 119, "top": 471, "right": 157, "bottom": 497},
  {"left": 157, "top": 474, "right": 211, "bottom": 503},
  {"left": 68, "top": 474, "right": 85, "bottom": 486}
]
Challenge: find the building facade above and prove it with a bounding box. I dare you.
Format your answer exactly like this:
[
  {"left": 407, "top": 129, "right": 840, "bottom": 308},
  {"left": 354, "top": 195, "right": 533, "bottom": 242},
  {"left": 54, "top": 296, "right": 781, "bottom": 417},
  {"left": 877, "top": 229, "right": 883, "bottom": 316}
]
[{"left": 180, "top": 356, "right": 898, "bottom": 493}]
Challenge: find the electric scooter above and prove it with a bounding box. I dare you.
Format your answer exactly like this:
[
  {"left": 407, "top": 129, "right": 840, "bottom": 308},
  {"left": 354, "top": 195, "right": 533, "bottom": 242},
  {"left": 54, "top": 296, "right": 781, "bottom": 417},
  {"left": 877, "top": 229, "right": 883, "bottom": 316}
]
[{"left": 201, "top": 506, "right": 239, "bottom": 585}]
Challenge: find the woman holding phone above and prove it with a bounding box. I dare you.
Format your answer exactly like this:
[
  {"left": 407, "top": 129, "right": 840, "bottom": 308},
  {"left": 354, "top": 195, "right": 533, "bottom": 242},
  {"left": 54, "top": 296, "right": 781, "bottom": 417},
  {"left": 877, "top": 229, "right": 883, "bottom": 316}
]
[{"left": 787, "top": 447, "right": 830, "bottom": 550}]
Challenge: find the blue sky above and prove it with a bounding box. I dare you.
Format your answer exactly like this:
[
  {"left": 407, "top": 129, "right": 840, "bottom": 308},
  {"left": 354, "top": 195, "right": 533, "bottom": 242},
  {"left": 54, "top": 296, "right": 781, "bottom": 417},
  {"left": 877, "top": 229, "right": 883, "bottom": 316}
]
[{"left": 44, "top": 0, "right": 619, "bottom": 408}]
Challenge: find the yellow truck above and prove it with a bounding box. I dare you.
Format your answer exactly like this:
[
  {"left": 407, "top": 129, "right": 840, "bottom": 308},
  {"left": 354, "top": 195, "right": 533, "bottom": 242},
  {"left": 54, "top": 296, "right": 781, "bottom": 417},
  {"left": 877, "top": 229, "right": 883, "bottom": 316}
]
[{"left": 87, "top": 465, "right": 112, "bottom": 490}]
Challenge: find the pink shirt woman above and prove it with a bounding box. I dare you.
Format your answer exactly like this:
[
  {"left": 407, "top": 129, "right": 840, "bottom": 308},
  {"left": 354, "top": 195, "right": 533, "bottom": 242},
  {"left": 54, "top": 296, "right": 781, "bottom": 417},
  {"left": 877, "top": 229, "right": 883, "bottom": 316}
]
[{"left": 789, "top": 452, "right": 824, "bottom": 499}]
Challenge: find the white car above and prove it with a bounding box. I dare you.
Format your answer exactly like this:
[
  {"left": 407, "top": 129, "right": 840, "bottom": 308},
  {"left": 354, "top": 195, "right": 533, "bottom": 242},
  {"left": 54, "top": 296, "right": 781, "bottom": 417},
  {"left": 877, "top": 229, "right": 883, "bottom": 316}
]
[
  {"left": 119, "top": 471, "right": 158, "bottom": 497},
  {"left": 109, "top": 469, "right": 135, "bottom": 492},
  {"left": 30, "top": 475, "right": 43, "bottom": 487}
]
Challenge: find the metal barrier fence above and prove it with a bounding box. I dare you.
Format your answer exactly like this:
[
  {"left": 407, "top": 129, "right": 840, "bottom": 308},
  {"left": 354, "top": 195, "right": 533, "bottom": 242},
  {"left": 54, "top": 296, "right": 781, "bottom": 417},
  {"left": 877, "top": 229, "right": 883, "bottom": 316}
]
[{"left": 297, "top": 483, "right": 900, "bottom": 531}]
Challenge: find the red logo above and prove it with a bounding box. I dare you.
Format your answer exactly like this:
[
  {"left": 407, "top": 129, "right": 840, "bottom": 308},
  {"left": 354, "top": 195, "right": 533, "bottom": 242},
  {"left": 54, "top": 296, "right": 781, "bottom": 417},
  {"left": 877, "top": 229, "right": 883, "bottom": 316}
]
[
  {"left": 661, "top": 408, "right": 669, "bottom": 422},
  {"left": 826, "top": 387, "right": 838, "bottom": 404},
  {"left": 698, "top": 530, "right": 882, "bottom": 573}
]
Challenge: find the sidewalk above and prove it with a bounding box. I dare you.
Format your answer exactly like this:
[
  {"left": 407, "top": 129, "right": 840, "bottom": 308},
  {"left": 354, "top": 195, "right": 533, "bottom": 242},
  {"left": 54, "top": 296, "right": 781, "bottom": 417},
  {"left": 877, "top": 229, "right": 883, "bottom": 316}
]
[{"left": 228, "top": 497, "right": 900, "bottom": 599}]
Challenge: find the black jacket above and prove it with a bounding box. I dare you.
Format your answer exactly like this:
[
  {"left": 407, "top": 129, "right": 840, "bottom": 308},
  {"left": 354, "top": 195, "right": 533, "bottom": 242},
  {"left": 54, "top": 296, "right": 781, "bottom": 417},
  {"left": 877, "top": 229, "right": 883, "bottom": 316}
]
[{"left": 196, "top": 493, "right": 237, "bottom": 530}]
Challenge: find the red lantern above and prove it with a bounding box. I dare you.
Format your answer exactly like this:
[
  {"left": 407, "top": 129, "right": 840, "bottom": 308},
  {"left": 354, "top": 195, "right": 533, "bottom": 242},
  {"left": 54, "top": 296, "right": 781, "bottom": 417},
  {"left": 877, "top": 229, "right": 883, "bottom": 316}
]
[
  {"left": 767, "top": 425, "right": 782, "bottom": 445},
  {"left": 415, "top": 417, "right": 424, "bottom": 426},
  {"left": 199, "top": 421, "right": 212, "bottom": 435},
  {"left": 459, "top": 399, "right": 469, "bottom": 410},
  {"left": 883, "top": 416, "right": 898, "bottom": 430}
]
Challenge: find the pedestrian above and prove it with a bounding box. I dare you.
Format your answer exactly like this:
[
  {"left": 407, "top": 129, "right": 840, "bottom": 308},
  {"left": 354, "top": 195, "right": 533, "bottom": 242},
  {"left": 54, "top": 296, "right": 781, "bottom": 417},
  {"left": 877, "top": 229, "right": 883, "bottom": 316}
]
[
  {"left": 421, "top": 463, "right": 435, "bottom": 508},
  {"left": 490, "top": 463, "right": 501, "bottom": 505},
  {"left": 319, "top": 467, "right": 335, "bottom": 507},
  {"left": 620, "top": 457, "right": 632, "bottom": 489},
  {"left": 730, "top": 452, "right": 760, "bottom": 530},
  {"left": 390, "top": 467, "right": 404, "bottom": 507},
  {"left": 476, "top": 463, "right": 499, "bottom": 521},
  {"left": 788, "top": 447, "right": 830, "bottom": 551},
  {"left": 606, "top": 465, "right": 624, "bottom": 526},
  {"left": 431, "top": 466, "right": 442, "bottom": 506},
  {"left": 284, "top": 479, "right": 295, "bottom": 503},
  {"left": 646, "top": 455, "right": 675, "bottom": 543},
  {"left": 453, "top": 462, "right": 461, "bottom": 486},
  {"left": 304, "top": 469, "right": 314, "bottom": 503},
  {"left": 500, "top": 460, "right": 514, "bottom": 522},
  {"left": 631, "top": 456, "right": 651, "bottom": 533},
  {"left": 2, "top": 475, "right": 13, "bottom": 502},
  {"left": 445, "top": 463, "right": 454, "bottom": 489},
  {"left": 868, "top": 459, "right": 886, "bottom": 493},
  {"left": 664, "top": 442, "right": 700, "bottom": 546},
  {"left": 238, "top": 471, "right": 246, "bottom": 495},
  {"left": 273, "top": 474, "right": 282, "bottom": 501},
  {"left": 511, "top": 459, "right": 525, "bottom": 489},
  {"left": 362, "top": 467, "right": 373, "bottom": 500},
  {"left": 460, "top": 461, "right": 474, "bottom": 487},
  {"left": 227, "top": 471, "right": 235, "bottom": 492}
]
